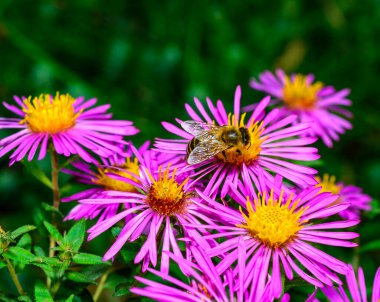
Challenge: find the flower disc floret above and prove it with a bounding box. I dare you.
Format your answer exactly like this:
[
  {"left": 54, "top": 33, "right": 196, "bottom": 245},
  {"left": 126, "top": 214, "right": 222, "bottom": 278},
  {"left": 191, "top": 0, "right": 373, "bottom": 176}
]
[
  {"left": 238, "top": 190, "right": 307, "bottom": 248},
  {"left": 21, "top": 93, "right": 81, "bottom": 134},
  {"left": 283, "top": 75, "right": 323, "bottom": 110},
  {"left": 316, "top": 174, "right": 342, "bottom": 194},
  {"left": 214, "top": 113, "right": 266, "bottom": 166},
  {"left": 95, "top": 157, "right": 140, "bottom": 192},
  {"left": 146, "top": 167, "right": 189, "bottom": 216}
]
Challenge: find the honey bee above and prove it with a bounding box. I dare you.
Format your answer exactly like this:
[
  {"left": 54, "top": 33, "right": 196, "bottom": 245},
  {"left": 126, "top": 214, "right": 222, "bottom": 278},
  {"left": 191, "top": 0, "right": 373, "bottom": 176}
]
[{"left": 181, "top": 120, "right": 251, "bottom": 165}]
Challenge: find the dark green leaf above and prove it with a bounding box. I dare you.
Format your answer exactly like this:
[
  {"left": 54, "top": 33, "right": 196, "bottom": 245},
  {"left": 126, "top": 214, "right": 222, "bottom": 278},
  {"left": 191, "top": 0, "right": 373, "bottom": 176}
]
[
  {"left": 79, "top": 264, "right": 110, "bottom": 283},
  {"left": 4, "top": 246, "right": 36, "bottom": 263},
  {"left": 0, "top": 262, "right": 6, "bottom": 270},
  {"left": 105, "top": 272, "right": 130, "bottom": 290},
  {"left": 10, "top": 225, "right": 36, "bottom": 240},
  {"left": 33, "top": 208, "right": 48, "bottom": 237},
  {"left": 34, "top": 280, "right": 53, "bottom": 302},
  {"left": 16, "top": 233, "right": 32, "bottom": 250},
  {"left": 114, "top": 281, "right": 133, "bottom": 297},
  {"left": 360, "top": 239, "right": 380, "bottom": 253},
  {"left": 41, "top": 202, "right": 63, "bottom": 217},
  {"left": 72, "top": 253, "right": 109, "bottom": 265},
  {"left": 120, "top": 242, "right": 140, "bottom": 263},
  {"left": 66, "top": 271, "right": 96, "bottom": 284},
  {"left": 66, "top": 220, "right": 85, "bottom": 252},
  {"left": 43, "top": 221, "right": 63, "bottom": 243},
  {"left": 24, "top": 162, "right": 53, "bottom": 189}
]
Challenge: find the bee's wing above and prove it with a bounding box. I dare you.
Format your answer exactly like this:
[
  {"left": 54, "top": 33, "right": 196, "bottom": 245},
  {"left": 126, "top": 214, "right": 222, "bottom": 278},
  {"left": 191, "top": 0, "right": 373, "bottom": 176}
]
[
  {"left": 181, "top": 120, "right": 219, "bottom": 137},
  {"left": 187, "top": 139, "right": 229, "bottom": 165}
]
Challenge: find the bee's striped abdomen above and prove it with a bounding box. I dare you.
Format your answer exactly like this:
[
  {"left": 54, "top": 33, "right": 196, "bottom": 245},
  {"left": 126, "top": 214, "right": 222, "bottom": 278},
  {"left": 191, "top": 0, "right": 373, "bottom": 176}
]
[
  {"left": 239, "top": 127, "right": 250, "bottom": 146},
  {"left": 186, "top": 138, "right": 199, "bottom": 158}
]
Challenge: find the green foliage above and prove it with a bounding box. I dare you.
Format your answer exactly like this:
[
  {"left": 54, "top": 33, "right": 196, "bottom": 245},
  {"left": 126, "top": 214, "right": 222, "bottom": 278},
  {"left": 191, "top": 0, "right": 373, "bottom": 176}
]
[
  {"left": 0, "top": 0, "right": 379, "bottom": 301},
  {"left": 34, "top": 280, "right": 54, "bottom": 302},
  {"left": 72, "top": 253, "right": 107, "bottom": 265}
]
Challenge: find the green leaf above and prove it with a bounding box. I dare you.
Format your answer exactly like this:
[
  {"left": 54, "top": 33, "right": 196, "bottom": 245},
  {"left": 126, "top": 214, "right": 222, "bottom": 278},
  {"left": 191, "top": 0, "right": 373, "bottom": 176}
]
[
  {"left": 41, "top": 202, "right": 63, "bottom": 217},
  {"left": 34, "top": 280, "right": 54, "bottom": 302},
  {"left": 120, "top": 242, "right": 140, "bottom": 263},
  {"left": 66, "top": 220, "right": 85, "bottom": 252},
  {"left": 18, "top": 296, "right": 32, "bottom": 302},
  {"left": 4, "top": 246, "right": 36, "bottom": 263},
  {"left": 78, "top": 264, "right": 110, "bottom": 283},
  {"left": 111, "top": 226, "right": 122, "bottom": 238},
  {"left": 16, "top": 233, "right": 32, "bottom": 250},
  {"left": 0, "top": 262, "right": 6, "bottom": 270},
  {"left": 43, "top": 221, "right": 63, "bottom": 243},
  {"left": 33, "top": 208, "right": 48, "bottom": 236},
  {"left": 73, "top": 253, "right": 109, "bottom": 265},
  {"left": 24, "top": 162, "right": 53, "bottom": 189},
  {"left": 64, "top": 294, "right": 75, "bottom": 302},
  {"left": 33, "top": 256, "right": 62, "bottom": 266},
  {"left": 360, "top": 239, "right": 380, "bottom": 253},
  {"left": 10, "top": 225, "right": 36, "bottom": 240},
  {"left": 114, "top": 281, "right": 133, "bottom": 297},
  {"left": 34, "top": 245, "right": 46, "bottom": 257},
  {"left": 32, "top": 263, "right": 55, "bottom": 279},
  {"left": 66, "top": 271, "right": 96, "bottom": 284}
]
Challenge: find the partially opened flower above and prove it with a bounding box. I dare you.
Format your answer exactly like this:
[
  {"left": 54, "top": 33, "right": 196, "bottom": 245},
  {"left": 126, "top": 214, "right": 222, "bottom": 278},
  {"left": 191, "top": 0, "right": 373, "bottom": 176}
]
[
  {"left": 250, "top": 69, "right": 352, "bottom": 147},
  {"left": 131, "top": 242, "right": 279, "bottom": 302},
  {"left": 316, "top": 174, "right": 372, "bottom": 220},
  {"left": 0, "top": 93, "right": 139, "bottom": 164},
  {"left": 62, "top": 142, "right": 150, "bottom": 223},
  {"left": 315, "top": 265, "right": 380, "bottom": 302},
  {"left": 80, "top": 148, "right": 213, "bottom": 273},
  {"left": 192, "top": 180, "right": 359, "bottom": 300},
  {"left": 155, "top": 86, "right": 319, "bottom": 198}
]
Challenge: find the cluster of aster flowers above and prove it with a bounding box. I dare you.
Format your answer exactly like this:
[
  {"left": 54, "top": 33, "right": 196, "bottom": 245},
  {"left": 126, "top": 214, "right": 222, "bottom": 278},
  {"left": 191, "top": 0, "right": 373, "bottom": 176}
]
[{"left": 0, "top": 70, "right": 376, "bottom": 301}]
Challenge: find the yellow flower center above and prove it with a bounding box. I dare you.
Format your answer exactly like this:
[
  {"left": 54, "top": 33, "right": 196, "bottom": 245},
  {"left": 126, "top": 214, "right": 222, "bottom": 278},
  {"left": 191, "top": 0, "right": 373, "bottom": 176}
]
[
  {"left": 283, "top": 74, "right": 323, "bottom": 110},
  {"left": 146, "top": 167, "right": 189, "bottom": 216},
  {"left": 237, "top": 190, "right": 308, "bottom": 248},
  {"left": 316, "top": 174, "right": 342, "bottom": 206},
  {"left": 95, "top": 157, "right": 140, "bottom": 192},
  {"left": 20, "top": 93, "right": 81, "bottom": 134},
  {"left": 215, "top": 113, "right": 266, "bottom": 166},
  {"left": 315, "top": 174, "right": 342, "bottom": 195}
]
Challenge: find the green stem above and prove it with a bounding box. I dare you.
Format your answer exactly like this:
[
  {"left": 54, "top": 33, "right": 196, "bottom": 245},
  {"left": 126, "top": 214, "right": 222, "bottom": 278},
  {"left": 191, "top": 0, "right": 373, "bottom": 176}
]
[
  {"left": 93, "top": 267, "right": 114, "bottom": 302},
  {"left": 5, "top": 258, "right": 25, "bottom": 296},
  {"left": 49, "top": 150, "right": 60, "bottom": 257},
  {"left": 47, "top": 149, "right": 60, "bottom": 289}
]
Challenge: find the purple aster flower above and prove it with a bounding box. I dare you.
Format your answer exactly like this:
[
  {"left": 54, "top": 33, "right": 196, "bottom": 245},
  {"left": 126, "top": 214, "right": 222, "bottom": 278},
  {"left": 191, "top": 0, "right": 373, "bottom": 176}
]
[
  {"left": 190, "top": 180, "right": 359, "bottom": 300},
  {"left": 250, "top": 69, "right": 352, "bottom": 147},
  {"left": 315, "top": 265, "right": 380, "bottom": 302},
  {"left": 80, "top": 148, "right": 213, "bottom": 273},
  {"left": 62, "top": 141, "right": 150, "bottom": 223},
  {"left": 155, "top": 86, "right": 319, "bottom": 198},
  {"left": 0, "top": 93, "right": 139, "bottom": 164},
  {"left": 316, "top": 174, "right": 372, "bottom": 220},
  {"left": 131, "top": 242, "right": 279, "bottom": 302}
]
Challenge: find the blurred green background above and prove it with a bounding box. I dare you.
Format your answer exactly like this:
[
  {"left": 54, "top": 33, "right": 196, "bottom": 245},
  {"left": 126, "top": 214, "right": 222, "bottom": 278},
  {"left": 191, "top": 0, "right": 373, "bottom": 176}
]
[{"left": 0, "top": 0, "right": 379, "bottom": 300}]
